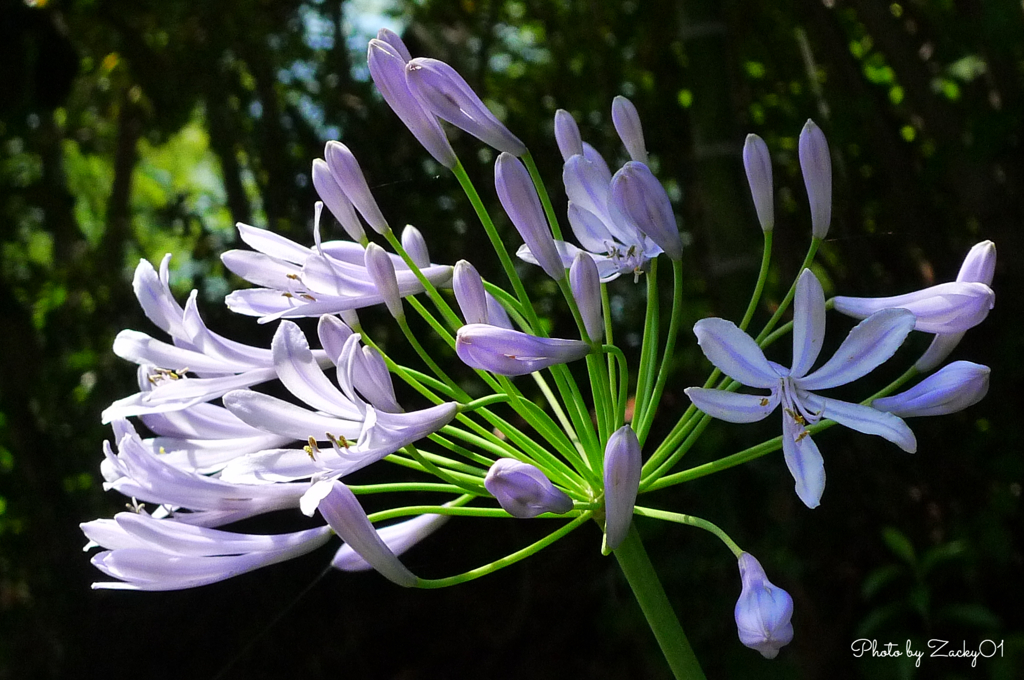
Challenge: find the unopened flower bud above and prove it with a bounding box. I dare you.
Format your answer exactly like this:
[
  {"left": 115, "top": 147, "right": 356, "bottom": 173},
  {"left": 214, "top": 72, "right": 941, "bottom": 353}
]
[
  {"left": 495, "top": 152, "right": 564, "bottom": 280},
  {"left": 743, "top": 134, "right": 774, "bottom": 232},
  {"left": 484, "top": 292, "right": 514, "bottom": 329},
  {"left": 453, "top": 260, "right": 488, "bottom": 325},
  {"left": 611, "top": 96, "right": 648, "bottom": 164},
  {"left": 873, "top": 361, "right": 989, "bottom": 417},
  {"left": 368, "top": 39, "right": 457, "bottom": 169},
  {"left": 312, "top": 159, "right": 366, "bottom": 242},
  {"left": 406, "top": 58, "right": 526, "bottom": 155},
  {"left": 554, "top": 109, "right": 584, "bottom": 161},
  {"left": 356, "top": 345, "right": 402, "bottom": 413},
  {"left": 325, "top": 142, "right": 389, "bottom": 234},
  {"left": 456, "top": 324, "right": 590, "bottom": 376},
  {"left": 735, "top": 552, "right": 794, "bottom": 659},
  {"left": 401, "top": 225, "right": 431, "bottom": 268},
  {"left": 484, "top": 459, "right": 573, "bottom": 518},
  {"left": 834, "top": 281, "right": 994, "bottom": 334},
  {"left": 610, "top": 161, "right": 682, "bottom": 261},
  {"left": 798, "top": 120, "right": 831, "bottom": 240},
  {"left": 602, "top": 425, "right": 641, "bottom": 551},
  {"left": 303, "top": 481, "right": 418, "bottom": 586},
  {"left": 570, "top": 252, "right": 603, "bottom": 342},
  {"left": 365, "top": 243, "right": 403, "bottom": 318}
]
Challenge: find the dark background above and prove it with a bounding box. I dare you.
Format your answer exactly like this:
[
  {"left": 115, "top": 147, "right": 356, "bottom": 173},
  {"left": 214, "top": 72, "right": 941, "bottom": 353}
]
[{"left": 1, "top": 0, "right": 1021, "bottom": 678}]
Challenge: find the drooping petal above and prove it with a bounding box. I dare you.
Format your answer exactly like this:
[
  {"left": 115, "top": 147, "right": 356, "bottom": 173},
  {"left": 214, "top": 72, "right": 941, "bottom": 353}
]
[
  {"left": 693, "top": 318, "right": 779, "bottom": 389},
  {"left": 222, "top": 390, "right": 362, "bottom": 442},
  {"left": 602, "top": 426, "right": 641, "bottom": 551},
  {"left": 781, "top": 414, "right": 825, "bottom": 509},
  {"left": 455, "top": 324, "right": 590, "bottom": 376},
  {"left": 790, "top": 269, "right": 826, "bottom": 378},
  {"left": 685, "top": 387, "right": 779, "bottom": 423},
  {"left": 305, "top": 481, "right": 419, "bottom": 586},
  {"left": 333, "top": 511, "right": 449, "bottom": 571},
  {"left": 734, "top": 553, "right": 795, "bottom": 659},
  {"left": 132, "top": 256, "right": 188, "bottom": 340},
  {"left": 405, "top": 58, "right": 526, "bottom": 156},
  {"left": 798, "top": 308, "right": 915, "bottom": 391},
  {"left": 484, "top": 459, "right": 573, "bottom": 518},
  {"left": 272, "top": 321, "right": 363, "bottom": 419},
  {"left": 801, "top": 393, "right": 917, "bottom": 453},
  {"left": 236, "top": 223, "right": 312, "bottom": 264},
  {"left": 873, "top": 361, "right": 990, "bottom": 418}
]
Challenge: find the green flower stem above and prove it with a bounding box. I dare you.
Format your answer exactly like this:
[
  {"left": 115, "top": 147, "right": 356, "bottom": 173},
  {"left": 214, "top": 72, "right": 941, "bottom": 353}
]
[
  {"left": 602, "top": 283, "right": 617, "bottom": 412},
  {"left": 633, "top": 506, "right": 743, "bottom": 557},
  {"left": 383, "top": 228, "right": 463, "bottom": 332},
  {"left": 384, "top": 453, "right": 490, "bottom": 487},
  {"left": 754, "top": 237, "right": 821, "bottom": 344},
  {"left": 613, "top": 524, "right": 706, "bottom": 680},
  {"left": 531, "top": 371, "right": 584, "bottom": 454},
  {"left": 641, "top": 414, "right": 713, "bottom": 489},
  {"left": 369, "top": 504, "right": 585, "bottom": 524},
  {"left": 404, "top": 445, "right": 487, "bottom": 494},
  {"left": 633, "top": 259, "right": 661, "bottom": 429},
  {"left": 636, "top": 259, "right": 685, "bottom": 446},
  {"left": 482, "top": 281, "right": 532, "bottom": 332},
  {"left": 602, "top": 344, "right": 630, "bottom": 429},
  {"left": 738, "top": 231, "right": 773, "bottom": 332},
  {"left": 550, "top": 361, "right": 603, "bottom": 471},
  {"left": 522, "top": 151, "right": 564, "bottom": 241},
  {"left": 397, "top": 315, "right": 469, "bottom": 400},
  {"left": 416, "top": 512, "right": 592, "bottom": 589},
  {"left": 348, "top": 482, "right": 466, "bottom": 495},
  {"left": 460, "top": 394, "right": 512, "bottom": 411},
  {"left": 556, "top": 276, "right": 613, "bottom": 442},
  {"left": 452, "top": 159, "right": 541, "bottom": 328},
  {"left": 427, "top": 433, "right": 501, "bottom": 469}
]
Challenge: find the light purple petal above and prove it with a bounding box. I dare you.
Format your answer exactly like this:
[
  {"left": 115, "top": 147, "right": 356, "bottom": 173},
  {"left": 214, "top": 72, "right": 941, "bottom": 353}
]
[
  {"left": 237, "top": 223, "right": 311, "bottom": 263},
  {"left": 781, "top": 414, "right": 825, "bottom": 509},
  {"left": 801, "top": 393, "right": 917, "bottom": 452},
  {"left": 456, "top": 324, "right": 590, "bottom": 376},
  {"left": 553, "top": 109, "right": 583, "bottom": 161},
  {"left": 833, "top": 281, "right": 994, "bottom": 334},
  {"left": 798, "top": 308, "right": 915, "bottom": 391},
  {"left": 132, "top": 256, "right": 188, "bottom": 340},
  {"left": 799, "top": 120, "right": 831, "bottom": 239},
  {"left": 484, "top": 459, "right": 573, "bottom": 518},
  {"left": 685, "top": 387, "right": 779, "bottom": 423},
  {"left": 611, "top": 96, "right": 648, "bottom": 164},
  {"left": 873, "top": 361, "right": 990, "bottom": 418},
  {"left": 333, "top": 510, "right": 449, "bottom": 572},
  {"left": 790, "top": 269, "right": 826, "bottom": 378},
  {"left": 222, "top": 390, "right": 362, "bottom": 442},
  {"left": 743, "top": 134, "right": 774, "bottom": 232},
  {"left": 693, "top": 318, "right": 779, "bottom": 388},
  {"left": 272, "top": 321, "right": 363, "bottom": 418},
  {"left": 603, "top": 425, "right": 641, "bottom": 550}
]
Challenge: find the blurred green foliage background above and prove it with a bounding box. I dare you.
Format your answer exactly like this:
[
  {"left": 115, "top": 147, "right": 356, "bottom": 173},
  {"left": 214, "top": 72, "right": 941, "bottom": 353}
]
[{"left": 1, "top": 0, "right": 1022, "bottom": 677}]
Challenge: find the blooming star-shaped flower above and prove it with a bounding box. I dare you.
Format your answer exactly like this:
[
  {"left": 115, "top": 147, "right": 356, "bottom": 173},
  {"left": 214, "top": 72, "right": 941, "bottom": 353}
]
[{"left": 685, "top": 269, "right": 918, "bottom": 508}]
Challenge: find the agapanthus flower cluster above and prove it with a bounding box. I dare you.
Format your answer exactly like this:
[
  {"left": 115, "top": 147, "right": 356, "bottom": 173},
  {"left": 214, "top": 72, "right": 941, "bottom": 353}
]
[{"left": 81, "top": 27, "right": 995, "bottom": 677}]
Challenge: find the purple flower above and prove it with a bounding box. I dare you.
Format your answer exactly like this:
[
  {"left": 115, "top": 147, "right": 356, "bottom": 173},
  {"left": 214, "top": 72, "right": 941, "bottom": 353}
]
[
  {"left": 484, "top": 459, "right": 573, "bottom": 518},
  {"left": 873, "top": 361, "right": 990, "bottom": 417},
  {"left": 833, "top": 281, "right": 994, "bottom": 335},
  {"left": 611, "top": 96, "right": 648, "bottom": 164},
  {"left": 799, "top": 120, "right": 831, "bottom": 239},
  {"left": 685, "top": 269, "right": 917, "bottom": 508},
  {"left": 367, "top": 33, "right": 457, "bottom": 169},
  {"left": 602, "top": 425, "right": 641, "bottom": 550},
  {"left": 496, "top": 152, "right": 564, "bottom": 281},
  {"left": 610, "top": 161, "right": 682, "bottom": 261},
  {"left": 743, "top": 134, "right": 774, "bottom": 232},
  {"left": 734, "top": 553, "right": 794, "bottom": 659},
  {"left": 405, "top": 57, "right": 526, "bottom": 155},
  {"left": 456, "top": 323, "right": 590, "bottom": 376},
  {"left": 312, "top": 158, "right": 366, "bottom": 243}
]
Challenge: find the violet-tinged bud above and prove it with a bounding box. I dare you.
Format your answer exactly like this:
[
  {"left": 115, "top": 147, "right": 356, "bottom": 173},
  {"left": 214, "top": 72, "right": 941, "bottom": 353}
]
[
  {"left": 735, "top": 552, "right": 794, "bottom": 659},
  {"left": 743, "top": 134, "right": 774, "bottom": 232},
  {"left": 495, "top": 152, "right": 565, "bottom": 280},
  {"left": 602, "top": 425, "right": 641, "bottom": 551},
  {"left": 375, "top": 27, "right": 411, "bottom": 62},
  {"left": 453, "top": 260, "right": 488, "bottom": 325},
  {"left": 873, "top": 361, "right": 990, "bottom": 417},
  {"left": 833, "top": 281, "right": 994, "bottom": 334},
  {"left": 312, "top": 159, "right": 366, "bottom": 242},
  {"left": 484, "top": 292, "right": 514, "bottom": 329},
  {"left": 610, "top": 161, "right": 682, "bottom": 261},
  {"left": 798, "top": 120, "right": 832, "bottom": 239},
  {"left": 364, "top": 243, "right": 403, "bottom": 318},
  {"left": 302, "top": 480, "right": 418, "bottom": 587},
  {"left": 356, "top": 345, "right": 402, "bottom": 413},
  {"left": 611, "top": 96, "right": 648, "bottom": 164},
  {"left": 325, "top": 141, "right": 389, "bottom": 234},
  {"left": 333, "top": 511, "right": 448, "bottom": 572},
  {"left": 554, "top": 109, "right": 584, "bottom": 161},
  {"left": 484, "top": 458, "right": 573, "bottom": 518},
  {"left": 367, "top": 39, "right": 457, "bottom": 169},
  {"left": 401, "top": 225, "right": 431, "bottom": 268},
  {"left": 405, "top": 58, "right": 527, "bottom": 156},
  {"left": 570, "top": 252, "right": 604, "bottom": 342},
  {"left": 916, "top": 240, "right": 997, "bottom": 371},
  {"left": 456, "top": 324, "right": 590, "bottom": 376}
]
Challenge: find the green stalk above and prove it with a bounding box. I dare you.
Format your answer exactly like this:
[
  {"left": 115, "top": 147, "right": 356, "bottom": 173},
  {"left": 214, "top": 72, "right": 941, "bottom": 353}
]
[
  {"left": 633, "top": 259, "right": 661, "bottom": 428},
  {"left": 633, "top": 506, "right": 742, "bottom": 557},
  {"left": 636, "top": 259, "right": 684, "bottom": 445},
  {"left": 522, "top": 151, "right": 564, "bottom": 240},
  {"left": 754, "top": 237, "right": 820, "bottom": 344},
  {"left": 613, "top": 524, "right": 706, "bottom": 680},
  {"left": 738, "top": 231, "right": 773, "bottom": 332}
]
